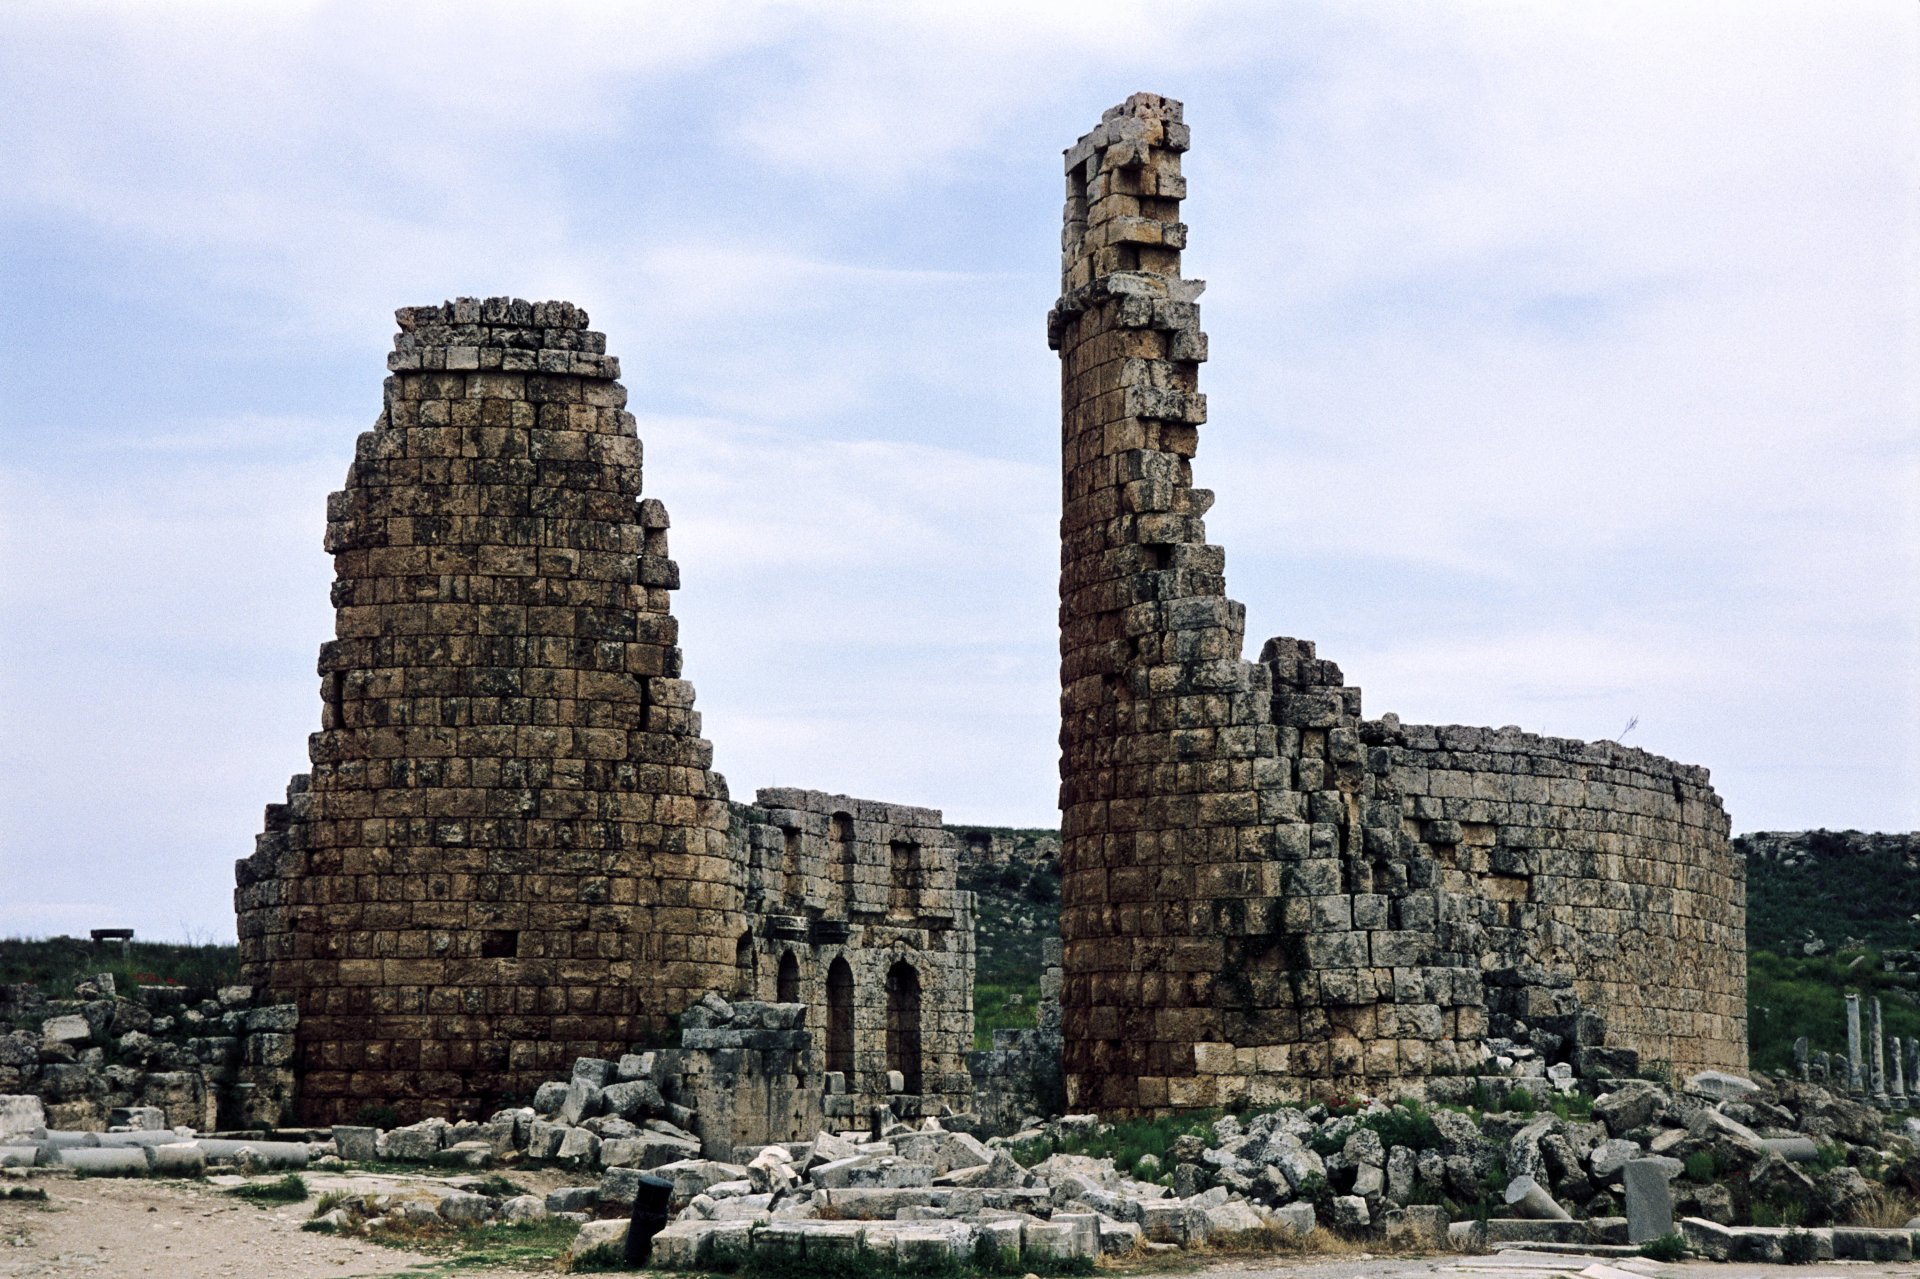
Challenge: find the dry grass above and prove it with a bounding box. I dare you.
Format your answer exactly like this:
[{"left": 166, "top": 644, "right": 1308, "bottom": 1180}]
[{"left": 1854, "top": 1186, "right": 1920, "bottom": 1228}]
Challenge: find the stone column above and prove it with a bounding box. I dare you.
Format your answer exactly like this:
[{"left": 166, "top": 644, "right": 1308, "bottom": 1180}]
[
  {"left": 1891, "top": 1032, "right": 1907, "bottom": 1103},
  {"left": 1872, "top": 998, "right": 1888, "bottom": 1101},
  {"left": 1793, "top": 1036, "right": 1809, "bottom": 1081},
  {"left": 1846, "top": 993, "right": 1863, "bottom": 1093}
]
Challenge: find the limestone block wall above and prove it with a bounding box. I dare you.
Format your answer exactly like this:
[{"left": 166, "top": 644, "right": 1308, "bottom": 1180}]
[
  {"left": 1384, "top": 722, "right": 1745, "bottom": 1078},
  {"left": 1048, "top": 95, "right": 1746, "bottom": 1113},
  {"left": 235, "top": 299, "right": 740, "bottom": 1124},
  {"left": 728, "top": 789, "right": 975, "bottom": 1116}
]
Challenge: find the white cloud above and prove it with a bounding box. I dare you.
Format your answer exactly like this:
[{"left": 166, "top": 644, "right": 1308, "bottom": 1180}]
[{"left": 0, "top": 3, "right": 1915, "bottom": 937}]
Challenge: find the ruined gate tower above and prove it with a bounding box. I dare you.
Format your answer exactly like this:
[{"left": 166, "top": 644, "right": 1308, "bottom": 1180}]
[
  {"left": 1049, "top": 95, "right": 1745, "bottom": 1114},
  {"left": 236, "top": 300, "right": 742, "bottom": 1124}
]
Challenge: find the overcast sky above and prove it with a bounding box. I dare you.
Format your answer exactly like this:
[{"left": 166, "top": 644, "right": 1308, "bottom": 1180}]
[{"left": 1, "top": 2, "right": 1915, "bottom": 942}]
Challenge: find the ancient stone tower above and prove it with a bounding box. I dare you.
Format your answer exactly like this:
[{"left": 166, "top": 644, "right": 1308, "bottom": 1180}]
[
  {"left": 1050, "top": 95, "right": 1745, "bottom": 1114},
  {"left": 237, "top": 299, "right": 741, "bottom": 1124}
]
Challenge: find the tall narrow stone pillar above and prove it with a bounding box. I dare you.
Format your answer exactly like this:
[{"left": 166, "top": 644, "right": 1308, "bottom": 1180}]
[
  {"left": 1846, "top": 993, "right": 1863, "bottom": 1093},
  {"left": 1891, "top": 1032, "right": 1906, "bottom": 1103},
  {"left": 1872, "top": 998, "right": 1888, "bottom": 1101}
]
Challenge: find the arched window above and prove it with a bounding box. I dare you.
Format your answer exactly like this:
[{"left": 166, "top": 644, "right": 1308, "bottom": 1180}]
[
  {"left": 776, "top": 951, "right": 801, "bottom": 1004},
  {"left": 884, "top": 960, "right": 922, "bottom": 1095},
  {"left": 826, "top": 957, "right": 855, "bottom": 1081},
  {"left": 734, "top": 932, "right": 756, "bottom": 998}
]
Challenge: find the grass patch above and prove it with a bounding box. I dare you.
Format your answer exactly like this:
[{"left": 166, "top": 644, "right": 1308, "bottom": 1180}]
[
  {"left": 972, "top": 982, "right": 1041, "bottom": 1051},
  {"left": 1010, "top": 1111, "right": 1235, "bottom": 1183},
  {"left": 1637, "top": 1232, "right": 1688, "bottom": 1262},
  {"left": 0, "top": 934, "right": 239, "bottom": 1027},
  {"left": 225, "top": 1173, "right": 309, "bottom": 1204},
  {"left": 353, "top": 1216, "right": 583, "bottom": 1269},
  {"left": 1780, "top": 1228, "right": 1820, "bottom": 1264}
]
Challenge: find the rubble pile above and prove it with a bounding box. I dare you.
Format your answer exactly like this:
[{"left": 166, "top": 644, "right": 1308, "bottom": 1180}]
[
  {"left": 0, "top": 974, "right": 296, "bottom": 1130},
  {"left": 548, "top": 1059, "right": 1920, "bottom": 1267}
]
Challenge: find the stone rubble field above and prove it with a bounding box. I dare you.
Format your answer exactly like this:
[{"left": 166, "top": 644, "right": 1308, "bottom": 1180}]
[{"left": 14, "top": 1043, "right": 1920, "bottom": 1272}]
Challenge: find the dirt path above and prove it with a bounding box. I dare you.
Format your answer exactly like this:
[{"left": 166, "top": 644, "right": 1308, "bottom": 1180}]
[{"left": 0, "top": 1175, "right": 451, "bottom": 1279}]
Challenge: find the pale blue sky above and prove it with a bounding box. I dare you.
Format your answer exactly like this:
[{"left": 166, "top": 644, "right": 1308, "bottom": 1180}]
[{"left": 2, "top": 2, "right": 1915, "bottom": 940}]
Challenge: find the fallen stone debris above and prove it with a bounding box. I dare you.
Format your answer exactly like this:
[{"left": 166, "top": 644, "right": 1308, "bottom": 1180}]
[{"left": 15, "top": 1033, "right": 1920, "bottom": 1268}]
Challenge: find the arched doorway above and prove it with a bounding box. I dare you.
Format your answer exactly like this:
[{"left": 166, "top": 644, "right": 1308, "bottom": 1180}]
[
  {"left": 884, "top": 960, "right": 922, "bottom": 1095},
  {"left": 826, "top": 957, "right": 855, "bottom": 1082},
  {"left": 734, "top": 932, "right": 755, "bottom": 998},
  {"left": 776, "top": 951, "right": 801, "bottom": 1004}
]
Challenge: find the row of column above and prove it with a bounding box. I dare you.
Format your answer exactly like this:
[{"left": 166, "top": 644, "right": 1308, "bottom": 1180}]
[{"left": 1794, "top": 993, "right": 1919, "bottom": 1105}]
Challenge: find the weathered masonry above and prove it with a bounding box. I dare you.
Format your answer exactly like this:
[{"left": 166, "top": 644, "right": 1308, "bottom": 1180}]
[
  {"left": 1048, "top": 94, "right": 1745, "bottom": 1114},
  {"left": 236, "top": 299, "right": 971, "bottom": 1125}
]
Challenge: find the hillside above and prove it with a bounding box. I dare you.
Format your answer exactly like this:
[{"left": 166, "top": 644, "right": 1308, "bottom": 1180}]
[
  {"left": 1740, "top": 830, "right": 1920, "bottom": 954},
  {"left": 1741, "top": 829, "right": 1920, "bottom": 1073}
]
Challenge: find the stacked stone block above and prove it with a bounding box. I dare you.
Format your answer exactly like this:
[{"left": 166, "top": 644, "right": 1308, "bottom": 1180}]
[
  {"left": 729, "top": 789, "right": 975, "bottom": 1117},
  {"left": 1048, "top": 96, "right": 1745, "bottom": 1113},
  {"left": 236, "top": 298, "right": 739, "bottom": 1124}
]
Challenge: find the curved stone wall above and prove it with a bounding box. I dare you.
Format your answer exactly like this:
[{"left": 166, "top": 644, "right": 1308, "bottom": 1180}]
[
  {"left": 1385, "top": 721, "right": 1745, "bottom": 1078},
  {"left": 1049, "top": 95, "right": 1747, "bottom": 1113}
]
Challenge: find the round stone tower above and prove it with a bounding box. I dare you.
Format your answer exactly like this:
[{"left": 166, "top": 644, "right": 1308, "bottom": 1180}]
[{"left": 236, "top": 298, "right": 741, "bottom": 1124}]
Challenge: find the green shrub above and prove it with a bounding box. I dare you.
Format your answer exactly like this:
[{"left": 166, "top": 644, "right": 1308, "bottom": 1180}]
[
  {"left": 1683, "top": 1151, "right": 1716, "bottom": 1183},
  {"left": 1638, "top": 1232, "right": 1688, "bottom": 1262},
  {"left": 1781, "top": 1229, "right": 1820, "bottom": 1265}
]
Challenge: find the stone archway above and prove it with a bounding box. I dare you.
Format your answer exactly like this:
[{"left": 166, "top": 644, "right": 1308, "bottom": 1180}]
[
  {"left": 776, "top": 951, "right": 801, "bottom": 1004},
  {"left": 885, "top": 960, "right": 922, "bottom": 1095},
  {"left": 734, "top": 932, "right": 756, "bottom": 998},
  {"left": 826, "top": 956, "right": 855, "bottom": 1081}
]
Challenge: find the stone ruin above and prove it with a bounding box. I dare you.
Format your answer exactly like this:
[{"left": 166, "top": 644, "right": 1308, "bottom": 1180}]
[
  {"left": 234, "top": 299, "right": 971, "bottom": 1128},
  {"left": 223, "top": 92, "right": 1751, "bottom": 1135},
  {"left": 1048, "top": 93, "right": 1745, "bottom": 1113}
]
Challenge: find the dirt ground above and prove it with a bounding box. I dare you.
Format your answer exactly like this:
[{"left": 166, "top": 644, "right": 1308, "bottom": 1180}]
[
  {"left": 0, "top": 1166, "right": 579, "bottom": 1278},
  {"left": 7, "top": 1176, "right": 1920, "bottom": 1279}
]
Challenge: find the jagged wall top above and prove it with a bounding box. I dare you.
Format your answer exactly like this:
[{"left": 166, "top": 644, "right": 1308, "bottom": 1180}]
[{"left": 386, "top": 297, "right": 617, "bottom": 377}]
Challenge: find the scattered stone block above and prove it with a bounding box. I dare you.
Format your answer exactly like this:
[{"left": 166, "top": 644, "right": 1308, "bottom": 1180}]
[
  {"left": 149, "top": 1142, "right": 205, "bottom": 1177},
  {"left": 1203, "top": 1199, "right": 1267, "bottom": 1246},
  {"left": 1622, "top": 1156, "right": 1675, "bottom": 1244},
  {"left": 376, "top": 1118, "right": 447, "bottom": 1161},
  {"left": 330, "top": 1125, "right": 377, "bottom": 1163},
  {"left": 41, "top": 1015, "right": 90, "bottom": 1046},
  {"left": 1382, "top": 1205, "right": 1447, "bottom": 1250},
  {"left": 565, "top": 1218, "right": 629, "bottom": 1268},
  {"left": 437, "top": 1192, "right": 493, "bottom": 1225},
  {"left": 1686, "top": 1070, "right": 1759, "bottom": 1102},
  {"left": 1502, "top": 1174, "right": 1570, "bottom": 1221},
  {"left": 501, "top": 1194, "right": 546, "bottom": 1223},
  {"left": 1097, "top": 1217, "right": 1143, "bottom": 1254},
  {"left": 0, "top": 1096, "right": 45, "bottom": 1142},
  {"left": 544, "top": 1185, "right": 598, "bottom": 1214},
  {"left": 1833, "top": 1226, "right": 1914, "bottom": 1262},
  {"left": 1328, "top": 1195, "right": 1369, "bottom": 1231}
]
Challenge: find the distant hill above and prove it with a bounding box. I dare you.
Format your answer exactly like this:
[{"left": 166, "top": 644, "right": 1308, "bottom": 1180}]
[
  {"left": 1740, "top": 830, "right": 1920, "bottom": 955},
  {"left": 1740, "top": 830, "right": 1920, "bottom": 1072},
  {"left": 946, "top": 825, "right": 1061, "bottom": 987}
]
